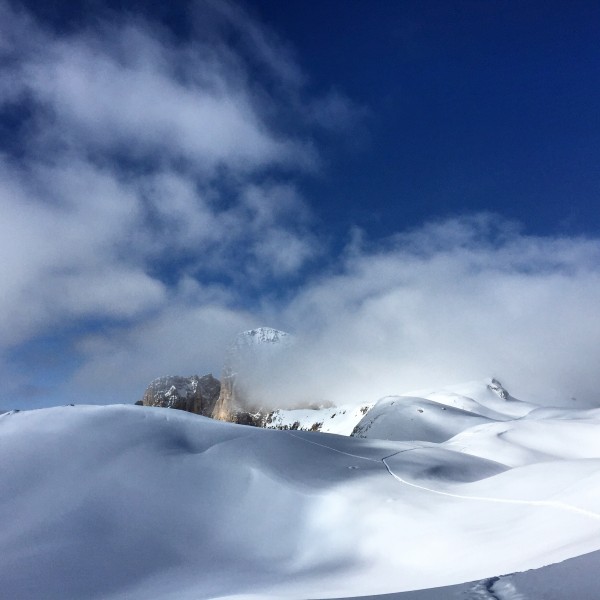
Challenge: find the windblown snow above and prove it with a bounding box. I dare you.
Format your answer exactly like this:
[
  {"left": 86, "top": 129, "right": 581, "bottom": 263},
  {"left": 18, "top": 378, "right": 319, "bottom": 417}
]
[{"left": 2, "top": 379, "right": 600, "bottom": 599}]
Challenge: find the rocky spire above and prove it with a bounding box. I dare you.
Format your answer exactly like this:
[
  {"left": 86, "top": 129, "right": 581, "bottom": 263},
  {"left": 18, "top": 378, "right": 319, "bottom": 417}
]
[{"left": 140, "top": 374, "right": 221, "bottom": 416}]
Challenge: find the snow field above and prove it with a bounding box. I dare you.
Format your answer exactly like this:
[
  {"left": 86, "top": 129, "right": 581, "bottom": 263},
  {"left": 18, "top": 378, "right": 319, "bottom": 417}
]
[{"left": 3, "top": 387, "right": 600, "bottom": 599}]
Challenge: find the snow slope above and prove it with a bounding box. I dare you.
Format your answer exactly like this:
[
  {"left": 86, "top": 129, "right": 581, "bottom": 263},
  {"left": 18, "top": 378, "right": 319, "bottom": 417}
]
[
  {"left": 335, "top": 548, "right": 600, "bottom": 600},
  {"left": 2, "top": 401, "right": 600, "bottom": 599},
  {"left": 265, "top": 402, "right": 374, "bottom": 435},
  {"left": 351, "top": 396, "right": 491, "bottom": 442},
  {"left": 352, "top": 379, "right": 537, "bottom": 442},
  {"left": 264, "top": 378, "right": 534, "bottom": 439}
]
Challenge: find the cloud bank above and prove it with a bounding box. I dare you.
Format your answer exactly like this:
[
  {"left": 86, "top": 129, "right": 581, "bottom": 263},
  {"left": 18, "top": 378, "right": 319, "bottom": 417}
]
[
  {"left": 0, "top": 0, "right": 352, "bottom": 404},
  {"left": 2, "top": 2, "right": 600, "bottom": 409},
  {"left": 70, "top": 214, "right": 600, "bottom": 408},
  {"left": 274, "top": 216, "right": 600, "bottom": 407},
  {"left": 0, "top": 0, "right": 354, "bottom": 346}
]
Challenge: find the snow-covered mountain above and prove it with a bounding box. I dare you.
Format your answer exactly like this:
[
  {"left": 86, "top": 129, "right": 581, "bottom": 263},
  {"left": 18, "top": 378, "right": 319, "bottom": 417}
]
[
  {"left": 136, "top": 326, "right": 542, "bottom": 442},
  {"left": 3, "top": 393, "right": 600, "bottom": 599},
  {"left": 72, "top": 334, "right": 600, "bottom": 598},
  {"left": 260, "top": 378, "right": 528, "bottom": 439},
  {"left": 225, "top": 326, "right": 293, "bottom": 354}
]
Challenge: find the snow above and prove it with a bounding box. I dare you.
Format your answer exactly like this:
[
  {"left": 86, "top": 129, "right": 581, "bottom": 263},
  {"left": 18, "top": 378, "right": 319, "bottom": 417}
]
[
  {"left": 226, "top": 327, "right": 293, "bottom": 358},
  {"left": 352, "top": 379, "right": 541, "bottom": 443},
  {"left": 352, "top": 396, "right": 491, "bottom": 442},
  {"left": 2, "top": 382, "right": 600, "bottom": 599},
  {"left": 265, "top": 402, "right": 374, "bottom": 435},
  {"left": 333, "top": 547, "right": 600, "bottom": 599},
  {"left": 235, "top": 327, "right": 293, "bottom": 345},
  {"left": 402, "top": 378, "right": 538, "bottom": 419}
]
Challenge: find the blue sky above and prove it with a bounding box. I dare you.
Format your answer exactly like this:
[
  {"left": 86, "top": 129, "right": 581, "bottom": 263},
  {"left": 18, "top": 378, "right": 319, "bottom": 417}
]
[
  {"left": 2, "top": 0, "right": 600, "bottom": 409},
  {"left": 253, "top": 0, "right": 600, "bottom": 238}
]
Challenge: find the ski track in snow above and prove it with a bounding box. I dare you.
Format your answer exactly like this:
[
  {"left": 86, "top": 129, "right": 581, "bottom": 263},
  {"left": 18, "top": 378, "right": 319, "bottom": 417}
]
[
  {"left": 382, "top": 452, "right": 600, "bottom": 521},
  {"left": 467, "top": 577, "right": 527, "bottom": 600},
  {"left": 288, "top": 431, "right": 383, "bottom": 463},
  {"left": 288, "top": 432, "right": 600, "bottom": 522}
]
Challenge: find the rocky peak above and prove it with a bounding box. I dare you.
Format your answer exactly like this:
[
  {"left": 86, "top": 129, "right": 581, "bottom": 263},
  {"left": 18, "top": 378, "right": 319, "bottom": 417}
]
[
  {"left": 137, "top": 327, "right": 294, "bottom": 425},
  {"left": 140, "top": 374, "right": 221, "bottom": 416},
  {"left": 229, "top": 327, "right": 291, "bottom": 348},
  {"left": 223, "top": 327, "right": 293, "bottom": 372},
  {"left": 487, "top": 378, "right": 509, "bottom": 400}
]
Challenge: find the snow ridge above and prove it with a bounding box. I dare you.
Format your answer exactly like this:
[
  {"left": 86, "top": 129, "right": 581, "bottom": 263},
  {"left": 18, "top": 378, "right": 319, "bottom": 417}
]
[{"left": 4, "top": 378, "right": 600, "bottom": 599}]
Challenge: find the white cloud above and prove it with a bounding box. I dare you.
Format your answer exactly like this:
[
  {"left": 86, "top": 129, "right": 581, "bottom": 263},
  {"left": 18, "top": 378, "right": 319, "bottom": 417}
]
[
  {"left": 2, "top": 4, "right": 313, "bottom": 171},
  {"left": 25, "top": 39, "right": 307, "bottom": 170},
  {"left": 58, "top": 215, "right": 600, "bottom": 409},
  {"left": 68, "top": 301, "right": 255, "bottom": 404},
  {"left": 2, "top": 2, "right": 600, "bottom": 412},
  {"left": 0, "top": 158, "right": 162, "bottom": 345},
  {"left": 269, "top": 216, "right": 600, "bottom": 407},
  {"left": 0, "top": 0, "right": 338, "bottom": 361},
  {"left": 192, "top": 0, "right": 305, "bottom": 90}
]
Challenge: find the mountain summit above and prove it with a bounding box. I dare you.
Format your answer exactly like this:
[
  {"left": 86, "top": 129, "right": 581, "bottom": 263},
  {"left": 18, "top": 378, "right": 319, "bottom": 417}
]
[{"left": 139, "top": 374, "right": 220, "bottom": 416}]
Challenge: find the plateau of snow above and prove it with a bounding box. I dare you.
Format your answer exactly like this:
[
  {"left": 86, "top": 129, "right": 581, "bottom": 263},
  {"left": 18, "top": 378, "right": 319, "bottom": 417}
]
[{"left": 2, "top": 379, "right": 600, "bottom": 599}]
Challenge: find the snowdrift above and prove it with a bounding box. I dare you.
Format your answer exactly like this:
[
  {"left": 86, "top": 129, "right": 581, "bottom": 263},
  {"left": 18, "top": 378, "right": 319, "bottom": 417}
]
[{"left": 2, "top": 390, "right": 600, "bottom": 599}]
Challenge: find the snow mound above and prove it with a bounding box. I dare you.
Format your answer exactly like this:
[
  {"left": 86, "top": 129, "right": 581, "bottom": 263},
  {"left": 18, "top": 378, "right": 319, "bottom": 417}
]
[
  {"left": 2, "top": 402, "right": 600, "bottom": 599},
  {"left": 352, "top": 396, "right": 492, "bottom": 442},
  {"left": 352, "top": 379, "right": 539, "bottom": 443}
]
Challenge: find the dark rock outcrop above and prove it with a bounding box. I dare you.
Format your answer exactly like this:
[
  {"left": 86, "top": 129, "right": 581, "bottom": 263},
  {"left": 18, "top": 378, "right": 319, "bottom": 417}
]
[
  {"left": 140, "top": 374, "right": 220, "bottom": 417},
  {"left": 488, "top": 378, "right": 509, "bottom": 399}
]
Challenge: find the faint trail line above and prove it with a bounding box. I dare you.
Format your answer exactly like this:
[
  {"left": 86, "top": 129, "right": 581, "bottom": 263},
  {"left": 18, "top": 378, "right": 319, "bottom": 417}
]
[
  {"left": 287, "top": 431, "right": 381, "bottom": 463},
  {"left": 382, "top": 452, "right": 600, "bottom": 522},
  {"left": 287, "top": 432, "right": 600, "bottom": 523}
]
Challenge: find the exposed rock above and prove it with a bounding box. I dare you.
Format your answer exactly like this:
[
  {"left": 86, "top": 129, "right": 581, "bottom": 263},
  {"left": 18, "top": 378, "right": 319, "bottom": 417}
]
[
  {"left": 140, "top": 374, "right": 220, "bottom": 416},
  {"left": 488, "top": 378, "right": 509, "bottom": 399}
]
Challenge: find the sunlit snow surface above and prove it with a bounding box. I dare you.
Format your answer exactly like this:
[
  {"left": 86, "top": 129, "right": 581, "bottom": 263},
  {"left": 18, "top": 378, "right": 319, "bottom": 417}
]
[{"left": 2, "top": 381, "right": 600, "bottom": 599}]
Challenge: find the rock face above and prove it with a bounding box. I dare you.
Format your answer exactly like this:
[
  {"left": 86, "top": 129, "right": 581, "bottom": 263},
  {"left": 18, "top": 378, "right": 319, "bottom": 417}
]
[
  {"left": 141, "top": 374, "right": 221, "bottom": 417},
  {"left": 212, "top": 327, "right": 293, "bottom": 426},
  {"left": 488, "top": 378, "right": 509, "bottom": 399}
]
